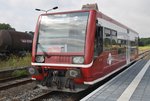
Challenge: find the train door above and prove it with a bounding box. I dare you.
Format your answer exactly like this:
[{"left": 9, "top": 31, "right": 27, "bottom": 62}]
[
  {"left": 92, "top": 24, "right": 103, "bottom": 77},
  {"left": 94, "top": 24, "right": 103, "bottom": 57}
]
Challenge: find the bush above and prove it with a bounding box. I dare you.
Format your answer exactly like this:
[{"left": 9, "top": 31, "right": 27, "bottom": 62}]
[{"left": 0, "top": 53, "right": 31, "bottom": 70}]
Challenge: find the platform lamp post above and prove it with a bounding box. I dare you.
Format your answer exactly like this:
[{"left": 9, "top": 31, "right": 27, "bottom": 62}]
[{"left": 35, "top": 6, "right": 58, "bottom": 13}]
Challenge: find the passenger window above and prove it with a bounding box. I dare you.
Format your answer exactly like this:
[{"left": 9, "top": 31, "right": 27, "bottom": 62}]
[
  {"left": 104, "top": 28, "right": 118, "bottom": 51},
  {"left": 111, "top": 30, "right": 117, "bottom": 50},
  {"left": 105, "top": 28, "right": 111, "bottom": 36},
  {"left": 117, "top": 39, "right": 126, "bottom": 54},
  {"left": 104, "top": 28, "right": 111, "bottom": 50}
]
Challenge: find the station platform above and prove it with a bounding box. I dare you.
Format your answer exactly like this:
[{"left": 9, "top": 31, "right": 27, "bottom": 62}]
[{"left": 81, "top": 58, "right": 150, "bottom": 101}]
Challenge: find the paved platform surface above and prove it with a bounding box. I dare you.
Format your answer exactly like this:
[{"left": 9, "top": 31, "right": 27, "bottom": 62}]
[{"left": 81, "top": 59, "right": 150, "bottom": 101}]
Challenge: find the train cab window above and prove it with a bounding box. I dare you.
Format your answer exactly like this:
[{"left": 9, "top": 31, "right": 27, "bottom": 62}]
[
  {"left": 94, "top": 25, "right": 103, "bottom": 57},
  {"left": 104, "top": 28, "right": 111, "bottom": 50}
]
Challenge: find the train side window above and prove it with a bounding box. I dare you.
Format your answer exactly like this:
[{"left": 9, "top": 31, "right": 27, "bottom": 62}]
[
  {"left": 111, "top": 30, "right": 117, "bottom": 50},
  {"left": 104, "top": 28, "right": 111, "bottom": 50},
  {"left": 112, "top": 30, "right": 117, "bottom": 36},
  {"left": 94, "top": 25, "right": 103, "bottom": 57},
  {"left": 105, "top": 28, "right": 111, "bottom": 36},
  {"left": 117, "top": 39, "right": 126, "bottom": 54}
]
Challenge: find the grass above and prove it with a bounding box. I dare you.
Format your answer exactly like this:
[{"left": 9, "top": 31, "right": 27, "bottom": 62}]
[
  {"left": 0, "top": 53, "right": 31, "bottom": 70},
  {"left": 138, "top": 45, "right": 150, "bottom": 53},
  {"left": 12, "top": 69, "right": 28, "bottom": 77}
]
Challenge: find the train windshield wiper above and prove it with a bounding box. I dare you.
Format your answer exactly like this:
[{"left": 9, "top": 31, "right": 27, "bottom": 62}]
[{"left": 37, "top": 43, "right": 49, "bottom": 57}]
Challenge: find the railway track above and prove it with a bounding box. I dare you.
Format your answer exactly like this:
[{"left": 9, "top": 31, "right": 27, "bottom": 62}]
[
  {"left": 0, "top": 66, "right": 32, "bottom": 91},
  {"left": 0, "top": 77, "right": 32, "bottom": 91},
  {"left": 0, "top": 80, "right": 36, "bottom": 101},
  {"left": 142, "top": 50, "right": 150, "bottom": 60},
  {"left": 30, "top": 90, "right": 53, "bottom": 101},
  {"left": 0, "top": 66, "right": 29, "bottom": 79}
]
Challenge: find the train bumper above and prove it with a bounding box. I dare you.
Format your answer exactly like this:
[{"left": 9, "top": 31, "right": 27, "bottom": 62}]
[{"left": 36, "top": 77, "right": 88, "bottom": 92}]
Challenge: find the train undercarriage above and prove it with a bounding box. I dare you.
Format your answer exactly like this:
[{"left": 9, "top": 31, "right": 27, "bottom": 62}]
[{"left": 30, "top": 67, "right": 89, "bottom": 92}]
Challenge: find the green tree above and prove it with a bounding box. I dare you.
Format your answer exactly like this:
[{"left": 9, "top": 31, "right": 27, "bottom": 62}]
[
  {"left": 139, "top": 37, "right": 150, "bottom": 46},
  {"left": 0, "top": 23, "right": 15, "bottom": 30}
]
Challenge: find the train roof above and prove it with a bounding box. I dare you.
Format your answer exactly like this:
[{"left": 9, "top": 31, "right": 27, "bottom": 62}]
[{"left": 97, "top": 10, "right": 139, "bottom": 35}]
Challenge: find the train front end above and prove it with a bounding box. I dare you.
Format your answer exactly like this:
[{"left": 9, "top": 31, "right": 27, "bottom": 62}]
[{"left": 29, "top": 10, "right": 96, "bottom": 92}]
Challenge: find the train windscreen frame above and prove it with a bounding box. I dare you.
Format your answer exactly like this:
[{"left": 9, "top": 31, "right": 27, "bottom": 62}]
[{"left": 36, "top": 12, "right": 89, "bottom": 55}]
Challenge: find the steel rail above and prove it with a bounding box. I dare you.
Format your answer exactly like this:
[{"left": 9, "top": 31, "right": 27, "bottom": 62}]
[{"left": 0, "top": 77, "right": 32, "bottom": 91}]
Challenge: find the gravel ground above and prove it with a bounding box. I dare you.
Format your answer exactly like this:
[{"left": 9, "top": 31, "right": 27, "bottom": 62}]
[
  {"left": 40, "top": 92, "right": 75, "bottom": 101},
  {"left": 14, "top": 88, "right": 49, "bottom": 101},
  {"left": 0, "top": 82, "right": 76, "bottom": 101}
]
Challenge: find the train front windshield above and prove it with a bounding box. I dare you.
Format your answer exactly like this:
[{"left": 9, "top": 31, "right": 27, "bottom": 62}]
[{"left": 37, "top": 12, "right": 89, "bottom": 54}]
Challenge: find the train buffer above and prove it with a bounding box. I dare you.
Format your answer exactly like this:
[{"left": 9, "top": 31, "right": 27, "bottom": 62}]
[{"left": 81, "top": 58, "right": 150, "bottom": 101}]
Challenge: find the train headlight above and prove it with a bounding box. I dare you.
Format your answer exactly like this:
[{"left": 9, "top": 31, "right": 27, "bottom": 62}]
[
  {"left": 73, "top": 56, "right": 84, "bottom": 64},
  {"left": 35, "top": 56, "right": 45, "bottom": 63},
  {"left": 66, "top": 69, "right": 81, "bottom": 78}
]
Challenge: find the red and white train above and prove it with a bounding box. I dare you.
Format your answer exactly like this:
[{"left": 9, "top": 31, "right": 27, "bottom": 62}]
[{"left": 29, "top": 4, "right": 138, "bottom": 92}]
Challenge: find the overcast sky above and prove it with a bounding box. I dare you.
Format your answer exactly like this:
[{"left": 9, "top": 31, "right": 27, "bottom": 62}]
[{"left": 0, "top": 0, "right": 149, "bottom": 38}]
